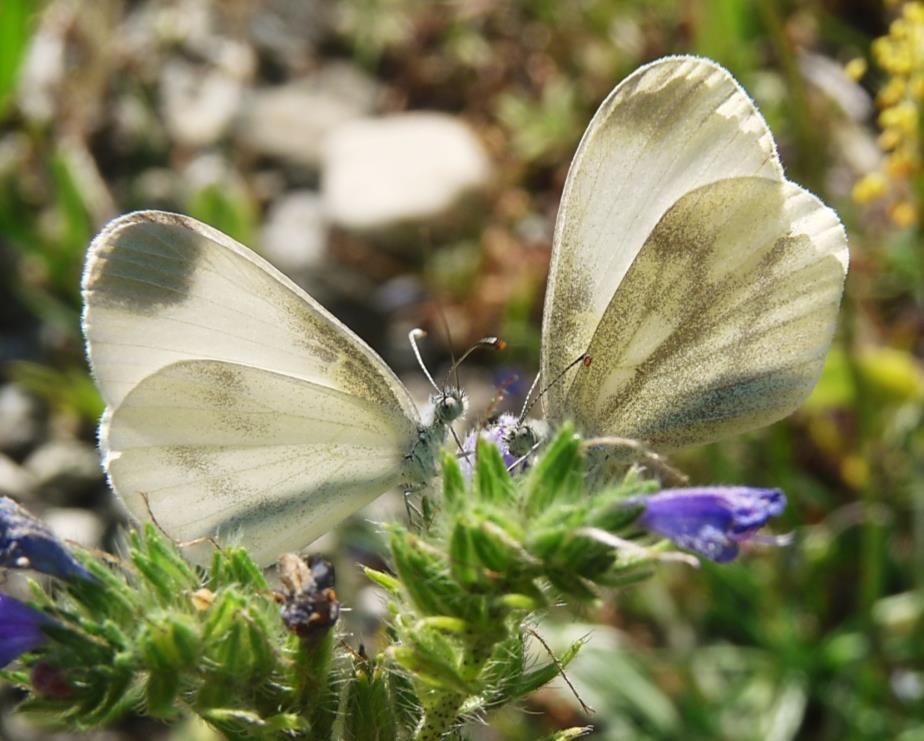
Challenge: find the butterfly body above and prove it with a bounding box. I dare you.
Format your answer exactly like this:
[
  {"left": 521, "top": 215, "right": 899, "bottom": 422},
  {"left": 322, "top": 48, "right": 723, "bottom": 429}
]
[{"left": 402, "top": 387, "right": 466, "bottom": 490}]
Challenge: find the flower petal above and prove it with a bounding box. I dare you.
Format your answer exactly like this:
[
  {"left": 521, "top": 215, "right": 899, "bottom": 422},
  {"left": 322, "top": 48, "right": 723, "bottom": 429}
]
[
  {"left": 0, "top": 497, "right": 92, "bottom": 581},
  {"left": 0, "top": 593, "right": 49, "bottom": 667},
  {"left": 630, "top": 487, "right": 787, "bottom": 562},
  {"left": 460, "top": 413, "right": 523, "bottom": 478}
]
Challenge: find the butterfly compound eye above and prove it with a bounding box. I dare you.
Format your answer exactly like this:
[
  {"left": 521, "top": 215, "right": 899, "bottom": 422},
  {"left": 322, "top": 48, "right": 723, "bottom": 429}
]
[
  {"left": 436, "top": 390, "right": 466, "bottom": 423},
  {"left": 506, "top": 425, "right": 537, "bottom": 457}
]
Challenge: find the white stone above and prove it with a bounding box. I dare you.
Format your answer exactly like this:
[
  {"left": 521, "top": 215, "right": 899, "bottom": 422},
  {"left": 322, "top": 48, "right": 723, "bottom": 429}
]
[
  {"left": 0, "top": 384, "right": 45, "bottom": 457},
  {"left": 321, "top": 113, "right": 491, "bottom": 231},
  {"left": 0, "top": 453, "right": 37, "bottom": 501},
  {"left": 161, "top": 59, "right": 243, "bottom": 148},
  {"left": 44, "top": 507, "right": 106, "bottom": 550},
  {"left": 259, "top": 190, "right": 328, "bottom": 274},
  {"left": 16, "top": 20, "right": 65, "bottom": 123},
  {"left": 237, "top": 64, "right": 378, "bottom": 168},
  {"left": 24, "top": 440, "right": 103, "bottom": 505}
]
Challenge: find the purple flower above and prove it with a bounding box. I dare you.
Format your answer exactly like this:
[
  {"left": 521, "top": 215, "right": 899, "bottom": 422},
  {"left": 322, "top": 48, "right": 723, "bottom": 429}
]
[
  {"left": 629, "top": 487, "right": 788, "bottom": 562},
  {"left": 0, "top": 593, "right": 50, "bottom": 667},
  {"left": 0, "top": 497, "right": 92, "bottom": 581},
  {"left": 460, "top": 413, "right": 522, "bottom": 478}
]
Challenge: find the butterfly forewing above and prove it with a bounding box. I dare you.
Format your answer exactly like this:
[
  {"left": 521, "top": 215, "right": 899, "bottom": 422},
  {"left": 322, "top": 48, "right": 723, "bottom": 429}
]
[
  {"left": 82, "top": 211, "right": 418, "bottom": 421},
  {"left": 542, "top": 56, "right": 785, "bottom": 420},
  {"left": 565, "top": 176, "right": 848, "bottom": 448}
]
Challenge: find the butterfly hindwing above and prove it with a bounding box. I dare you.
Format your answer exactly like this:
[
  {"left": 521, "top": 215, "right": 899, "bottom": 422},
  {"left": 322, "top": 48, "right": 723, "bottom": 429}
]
[
  {"left": 564, "top": 176, "right": 848, "bottom": 447},
  {"left": 104, "top": 359, "right": 416, "bottom": 566}
]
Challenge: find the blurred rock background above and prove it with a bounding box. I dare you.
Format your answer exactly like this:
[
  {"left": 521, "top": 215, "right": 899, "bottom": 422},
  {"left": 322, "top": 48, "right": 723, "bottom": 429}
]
[{"left": 0, "top": 0, "right": 922, "bottom": 739}]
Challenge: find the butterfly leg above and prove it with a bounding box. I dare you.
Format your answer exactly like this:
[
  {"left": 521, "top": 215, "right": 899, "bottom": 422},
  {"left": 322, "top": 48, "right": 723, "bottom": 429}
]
[
  {"left": 403, "top": 488, "right": 424, "bottom": 530},
  {"left": 581, "top": 436, "right": 689, "bottom": 488}
]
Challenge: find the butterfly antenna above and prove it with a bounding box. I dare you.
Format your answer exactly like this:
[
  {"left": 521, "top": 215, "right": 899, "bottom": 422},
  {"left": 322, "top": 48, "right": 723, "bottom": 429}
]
[
  {"left": 521, "top": 352, "right": 592, "bottom": 421},
  {"left": 443, "top": 336, "right": 507, "bottom": 389},
  {"left": 410, "top": 328, "right": 477, "bottom": 456},
  {"left": 516, "top": 371, "right": 542, "bottom": 426},
  {"left": 448, "top": 425, "right": 466, "bottom": 456},
  {"left": 409, "top": 328, "right": 441, "bottom": 395}
]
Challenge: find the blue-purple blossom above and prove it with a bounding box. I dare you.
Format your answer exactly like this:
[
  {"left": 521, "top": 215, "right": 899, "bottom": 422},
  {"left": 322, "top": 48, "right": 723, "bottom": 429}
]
[
  {"left": 0, "top": 497, "right": 92, "bottom": 581},
  {"left": 460, "top": 413, "right": 523, "bottom": 478},
  {"left": 0, "top": 593, "right": 50, "bottom": 667},
  {"left": 629, "top": 487, "right": 787, "bottom": 562}
]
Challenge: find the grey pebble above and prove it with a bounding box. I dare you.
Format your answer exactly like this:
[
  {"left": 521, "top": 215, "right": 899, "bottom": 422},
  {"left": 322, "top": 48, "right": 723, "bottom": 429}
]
[
  {"left": 44, "top": 507, "right": 106, "bottom": 551},
  {"left": 236, "top": 64, "right": 379, "bottom": 169},
  {"left": 0, "top": 452, "right": 38, "bottom": 502},
  {"left": 0, "top": 385, "right": 47, "bottom": 459},
  {"left": 259, "top": 190, "right": 328, "bottom": 276},
  {"left": 23, "top": 440, "right": 104, "bottom": 507}
]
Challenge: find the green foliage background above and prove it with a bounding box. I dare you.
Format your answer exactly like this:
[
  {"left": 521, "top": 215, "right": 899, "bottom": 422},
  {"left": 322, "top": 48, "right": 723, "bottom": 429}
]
[{"left": 0, "top": 0, "right": 922, "bottom": 739}]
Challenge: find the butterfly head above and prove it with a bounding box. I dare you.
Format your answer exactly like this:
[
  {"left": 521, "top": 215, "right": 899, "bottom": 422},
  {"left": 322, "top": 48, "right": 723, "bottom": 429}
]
[
  {"left": 505, "top": 423, "right": 539, "bottom": 458},
  {"left": 505, "top": 417, "right": 548, "bottom": 458},
  {"left": 432, "top": 386, "right": 467, "bottom": 426}
]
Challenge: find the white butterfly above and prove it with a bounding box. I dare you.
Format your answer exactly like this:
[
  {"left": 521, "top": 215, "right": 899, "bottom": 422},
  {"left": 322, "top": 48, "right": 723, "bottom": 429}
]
[
  {"left": 82, "top": 212, "right": 465, "bottom": 566},
  {"left": 514, "top": 55, "right": 848, "bottom": 457}
]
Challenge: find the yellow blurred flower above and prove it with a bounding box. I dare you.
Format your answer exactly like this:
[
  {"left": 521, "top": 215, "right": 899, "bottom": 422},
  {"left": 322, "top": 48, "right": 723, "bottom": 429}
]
[
  {"left": 904, "top": 1, "right": 924, "bottom": 22},
  {"left": 886, "top": 150, "right": 916, "bottom": 177},
  {"left": 841, "top": 455, "right": 871, "bottom": 490},
  {"left": 890, "top": 200, "right": 917, "bottom": 225},
  {"left": 853, "top": 0, "right": 924, "bottom": 226},
  {"left": 852, "top": 173, "right": 888, "bottom": 203},
  {"left": 878, "top": 128, "right": 903, "bottom": 150},
  {"left": 877, "top": 77, "right": 906, "bottom": 107},
  {"left": 845, "top": 57, "right": 868, "bottom": 81}
]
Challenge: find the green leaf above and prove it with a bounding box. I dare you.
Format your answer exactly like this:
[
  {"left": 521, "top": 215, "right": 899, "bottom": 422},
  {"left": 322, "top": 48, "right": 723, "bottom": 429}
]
[
  {"left": 138, "top": 615, "right": 200, "bottom": 672},
  {"left": 343, "top": 664, "right": 398, "bottom": 741},
  {"left": 389, "top": 646, "right": 471, "bottom": 694},
  {"left": 512, "top": 637, "right": 585, "bottom": 698},
  {"left": 145, "top": 670, "right": 181, "bottom": 718},
  {"left": 201, "top": 707, "right": 268, "bottom": 729},
  {"left": 0, "top": 0, "right": 35, "bottom": 119},
  {"left": 449, "top": 522, "right": 482, "bottom": 588},
  {"left": 363, "top": 566, "right": 401, "bottom": 594},
  {"left": 524, "top": 425, "right": 583, "bottom": 516},
  {"left": 442, "top": 449, "right": 466, "bottom": 512},
  {"left": 390, "top": 530, "right": 475, "bottom": 620},
  {"left": 208, "top": 546, "right": 269, "bottom": 590},
  {"left": 474, "top": 436, "right": 515, "bottom": 506},
  {"left": 470, "top": 519, "right": 531, "bottom": 575}
]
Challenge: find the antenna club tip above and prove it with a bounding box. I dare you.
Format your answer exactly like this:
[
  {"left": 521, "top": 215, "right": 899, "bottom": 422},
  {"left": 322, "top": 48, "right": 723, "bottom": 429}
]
[
  {"left": 409, "top": 328, "right": 427, "bottom": 340},
  {"left": 582, "top": 354, "right": 593, "bottom": 368}
]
